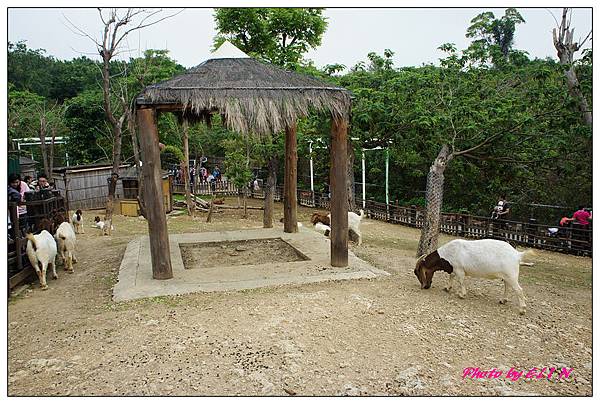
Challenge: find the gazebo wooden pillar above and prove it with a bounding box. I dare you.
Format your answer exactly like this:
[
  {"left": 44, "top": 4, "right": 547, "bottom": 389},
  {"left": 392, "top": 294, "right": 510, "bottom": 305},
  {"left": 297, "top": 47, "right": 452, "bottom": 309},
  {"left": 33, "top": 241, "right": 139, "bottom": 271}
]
[
  {"left": 330, "top": 117, "right": 349, "bottom": 267},
  {"left": 137, "top": 107, "right": 173, "bottom": 280},
  {"left": 283, "top": 122, "right": 298, "bottom": 233}
]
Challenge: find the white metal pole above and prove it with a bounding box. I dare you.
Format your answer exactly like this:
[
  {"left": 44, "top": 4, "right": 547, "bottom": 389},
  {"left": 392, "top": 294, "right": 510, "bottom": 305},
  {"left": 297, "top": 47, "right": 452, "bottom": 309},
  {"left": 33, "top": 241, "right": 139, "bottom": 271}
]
[
  {"left": 309, "top": 141, "right": 314, "bottom": 193},
  {"left": 385, "top": 148, "right": 390, "bottom": 219},
  {"left": 361, "top": 149, "right": 366, "bottom": 209},
  {"left": 385, "top": 148, "right": 389, "bottom": 206},
  {"left": 309, "top": 141, "right": 314, "bottom": 206}
]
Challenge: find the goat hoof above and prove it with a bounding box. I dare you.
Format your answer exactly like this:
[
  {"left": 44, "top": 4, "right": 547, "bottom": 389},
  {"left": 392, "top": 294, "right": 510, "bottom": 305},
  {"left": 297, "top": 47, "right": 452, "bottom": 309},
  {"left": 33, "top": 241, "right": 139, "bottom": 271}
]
[
  {"left": 443, "top": 287, "right": 451, "bottom": 293},
  {"left": 519, "top": 308, "right": 527, "bottom": 315},
  {"left": 52, "top": 275, "right": 58, "bottom": 280},
  {"left": 67, "top": 270, "right": 74, "bottom": 274},
  {"left": 40, "top": 285, "right": 48, "bottom": 290},
  {"left": 499, "top": 299, "right": 507, "bottom": 304},
  {"left": 458, "top": 294, "right": 466, "bottom": 299}
]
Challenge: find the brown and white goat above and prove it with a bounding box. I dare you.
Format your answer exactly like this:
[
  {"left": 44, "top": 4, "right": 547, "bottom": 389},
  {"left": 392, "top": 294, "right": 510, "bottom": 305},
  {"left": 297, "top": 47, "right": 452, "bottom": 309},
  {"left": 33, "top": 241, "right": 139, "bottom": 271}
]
[
  {"left": 71, "top": 209, "right": 84, "bottom": 234},
  {"left": 311, "top": 212, "right": 330, "bottom": 226},
  {"left": 311, "top": 210, "right": 365, "bottom": 245},
  {"left": 414, "top": 239, "right": 530, "bottom": 314}
]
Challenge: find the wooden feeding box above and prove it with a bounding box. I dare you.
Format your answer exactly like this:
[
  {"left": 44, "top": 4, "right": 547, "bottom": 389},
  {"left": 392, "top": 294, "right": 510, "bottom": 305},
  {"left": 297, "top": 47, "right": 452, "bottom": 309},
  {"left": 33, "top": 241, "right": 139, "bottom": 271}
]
[{"left": 117, "top": 166, "right": 173, "bottom": 216}]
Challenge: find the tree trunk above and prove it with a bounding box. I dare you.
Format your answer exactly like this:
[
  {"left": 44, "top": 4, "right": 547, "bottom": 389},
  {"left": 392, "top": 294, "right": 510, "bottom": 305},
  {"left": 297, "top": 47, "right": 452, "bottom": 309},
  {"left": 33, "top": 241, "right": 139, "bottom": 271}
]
[
  {"left": 346, "top": 137, "right": 356, "bottom": 212},
  {"left": 417, "top": 145, "right": 452, "bottom": 257},
  {"left": 129, "top": 109, "right": 146, "bottom": 218},
  {"left": 263, "top": 157, "right": 278, "bottom": 228},
  {"left": 101, "top": 52, "right": 125, "bottom": 236},
  {"left": 182, "top": 119, "right": 194, "bottom": 216},
  {"left": 564, "top": 68, "right": 592, "bottom": 127},
  {"left": 553, "top": 8, "right": 592, "bottom": 127},
  {"left": 104, "top": 124, "right": 123, "bottom": 236}
]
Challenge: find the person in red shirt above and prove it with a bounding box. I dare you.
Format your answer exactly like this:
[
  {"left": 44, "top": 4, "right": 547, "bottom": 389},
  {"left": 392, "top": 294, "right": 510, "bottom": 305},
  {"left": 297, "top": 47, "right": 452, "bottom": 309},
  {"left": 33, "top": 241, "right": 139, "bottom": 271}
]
[{"left": 564, "top": 206, "right": 592, "bottom": 227}]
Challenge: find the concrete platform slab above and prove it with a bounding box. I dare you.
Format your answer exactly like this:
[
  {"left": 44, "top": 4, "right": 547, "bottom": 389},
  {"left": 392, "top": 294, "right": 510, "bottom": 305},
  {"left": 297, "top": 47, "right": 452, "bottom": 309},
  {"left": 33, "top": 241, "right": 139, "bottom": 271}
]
[{"left": 113, "top": 227, "right": 388, "bottom": 302}]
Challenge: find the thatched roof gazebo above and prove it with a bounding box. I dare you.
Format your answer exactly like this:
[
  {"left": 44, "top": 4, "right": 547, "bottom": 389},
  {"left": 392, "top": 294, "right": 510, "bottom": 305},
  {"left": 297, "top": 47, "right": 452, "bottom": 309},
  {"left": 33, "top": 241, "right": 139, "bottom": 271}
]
[{"left": 135, "top": 41, "right": 352, "bottom": 280}]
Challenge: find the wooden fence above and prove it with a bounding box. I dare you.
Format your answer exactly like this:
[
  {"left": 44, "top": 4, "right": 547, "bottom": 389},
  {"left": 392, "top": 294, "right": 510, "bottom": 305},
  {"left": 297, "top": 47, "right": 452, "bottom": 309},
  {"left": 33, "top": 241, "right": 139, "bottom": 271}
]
[
  {"left": 152, "top": 180, "right": 593, "bottom": 256},
  {"left": 8, "top": 195, "right": 66, "bottom": 291}
]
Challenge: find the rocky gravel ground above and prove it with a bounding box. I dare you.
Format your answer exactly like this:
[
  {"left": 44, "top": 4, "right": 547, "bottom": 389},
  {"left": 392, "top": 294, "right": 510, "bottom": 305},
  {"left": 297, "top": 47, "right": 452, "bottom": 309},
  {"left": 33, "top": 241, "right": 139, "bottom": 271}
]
[{"left": 8, "top": 200, "right": 592, "bottom": 396}]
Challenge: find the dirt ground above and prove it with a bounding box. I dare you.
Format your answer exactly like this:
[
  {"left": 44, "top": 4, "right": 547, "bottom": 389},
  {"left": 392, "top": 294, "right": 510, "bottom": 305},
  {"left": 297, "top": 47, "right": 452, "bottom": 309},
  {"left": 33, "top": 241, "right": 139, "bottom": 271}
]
[
  {"left": 8, "top": 198, "right": 592, "bottom": 396},
  {"left": 180, "top": 238, "right": 308, "bottom": 269}
]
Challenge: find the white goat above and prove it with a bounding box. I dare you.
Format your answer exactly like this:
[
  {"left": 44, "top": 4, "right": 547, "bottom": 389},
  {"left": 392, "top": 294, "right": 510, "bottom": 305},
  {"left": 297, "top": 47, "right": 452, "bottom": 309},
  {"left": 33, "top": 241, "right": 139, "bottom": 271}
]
[
  {"left": 414, "top": 239, "right": 530, "bottom": 314},
  {"left": 55, "top": 221, "right": 77, "bottom": 273},
  {"left": 25, "top": 231, "right": 58, "bottom": 289}
]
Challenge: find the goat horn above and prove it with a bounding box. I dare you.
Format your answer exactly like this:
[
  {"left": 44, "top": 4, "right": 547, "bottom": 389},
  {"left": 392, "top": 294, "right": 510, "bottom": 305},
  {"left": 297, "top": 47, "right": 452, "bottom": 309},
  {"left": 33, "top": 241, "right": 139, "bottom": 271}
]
[{"left": 416, "top": 253, "right": 427, "bottom": 263}]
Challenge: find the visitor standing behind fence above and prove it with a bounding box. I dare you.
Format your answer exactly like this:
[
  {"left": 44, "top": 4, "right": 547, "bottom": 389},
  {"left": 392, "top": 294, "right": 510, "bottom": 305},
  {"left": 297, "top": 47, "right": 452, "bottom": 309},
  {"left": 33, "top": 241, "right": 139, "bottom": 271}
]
[
  {"left": 8, "top": 173, "right": 31, "bottom": 232},
  {"left": 491, "top": 195, "right": 511, "bottom": 220},
  {"left": 561, "top": 206, "right": 592, "bottom": 251},
  {"left": 213, "top": 166, "right": 221, "bottom": 181},
  {"left": 190, "top": 166, "right": 196, "bottom": 190},
  {"left": 35, "top": 173, "right": 54, "bottom": 191},
  {"left": 23, "top": 176, "right": 33, "bottom": 188}
]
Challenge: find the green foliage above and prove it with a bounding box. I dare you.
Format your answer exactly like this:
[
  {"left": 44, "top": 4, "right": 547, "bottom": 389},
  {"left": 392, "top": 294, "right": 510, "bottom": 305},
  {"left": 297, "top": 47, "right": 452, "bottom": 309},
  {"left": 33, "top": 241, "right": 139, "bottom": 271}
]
[
  {"left": 335, "top": 45, "right": 591, "bottom": 217},
  {"left": 8, "top": 41, "right": 102, "bottom": 101},
  {"left": 222, "top": 137, "right": 253, "bottom": 189},
  {"left": 465, "top": 8, "right": 526, "bottom": 67},
  {"left": 213, "top": 8, "right": 327, "bottom": 68},
  {"left": 8, "top": 88, "right": 46, "bottom": 141},
  {"left": 160, "top": 145, "right": 184, "bottom": 170},
  {"left": 63, "top": 90, "right": 109, "bottom": 163}
]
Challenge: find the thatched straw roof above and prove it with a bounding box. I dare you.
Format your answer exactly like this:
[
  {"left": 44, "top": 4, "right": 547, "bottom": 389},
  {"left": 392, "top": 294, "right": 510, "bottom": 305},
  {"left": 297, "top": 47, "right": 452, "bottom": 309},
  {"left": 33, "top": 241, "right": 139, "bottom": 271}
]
[{"left": 136, "top": 41, "right": 351, "bottom": 136}]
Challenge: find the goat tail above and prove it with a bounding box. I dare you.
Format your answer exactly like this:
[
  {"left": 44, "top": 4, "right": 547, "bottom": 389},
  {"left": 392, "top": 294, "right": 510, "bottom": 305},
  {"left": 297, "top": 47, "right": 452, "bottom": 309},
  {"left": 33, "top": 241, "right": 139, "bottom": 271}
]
[
  {"left": 518, "top": 248, "right": 536, "bottom": 266},
  {"left": 25, "top": 233, "right": 37, "bottom": 251}
]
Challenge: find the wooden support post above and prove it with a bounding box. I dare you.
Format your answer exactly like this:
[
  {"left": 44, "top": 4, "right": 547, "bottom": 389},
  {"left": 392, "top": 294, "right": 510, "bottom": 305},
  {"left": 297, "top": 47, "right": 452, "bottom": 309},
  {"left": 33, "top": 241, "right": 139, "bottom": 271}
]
[
  {"left": 263, "top": 157, "right": 277, "bottom": 228},
  {"left": 182, "top": 118, "right": 194, "bottom": 216},
  {"left": 137, "top": 107, "right": 173, "bottom": 280},
  {"left": 283, "top": 122, "right": 298, "bottom": 233},
  {"left": 9, "top": 204, "right": 22, "bottom": 271},
  {"left": 330, "top": 117, "right": 348, "bottom": 267},
  {"left": 63, "top": 175, "right": 71, "bottom": 214}
]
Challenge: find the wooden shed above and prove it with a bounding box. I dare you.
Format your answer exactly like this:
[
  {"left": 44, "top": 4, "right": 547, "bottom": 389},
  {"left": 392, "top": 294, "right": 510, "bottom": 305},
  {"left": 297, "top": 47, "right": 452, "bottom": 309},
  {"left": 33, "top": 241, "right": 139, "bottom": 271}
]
[
  {"left": 19, "top": 156, "right": 37, "bottom": 179},
  {"left": 52, "top": 163, "right": 129, "bottom": 211},
  {"left": 118, "top": 165, "right": 173, "bottom": 216}
]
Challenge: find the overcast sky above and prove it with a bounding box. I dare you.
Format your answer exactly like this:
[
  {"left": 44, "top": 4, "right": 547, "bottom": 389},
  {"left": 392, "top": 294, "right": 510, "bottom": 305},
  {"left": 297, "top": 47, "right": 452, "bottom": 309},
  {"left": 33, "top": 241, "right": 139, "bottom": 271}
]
[{"left": 7, "top": 8, "right": 593, "bottom": 69}]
